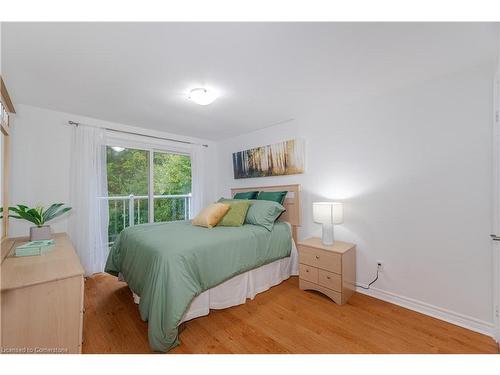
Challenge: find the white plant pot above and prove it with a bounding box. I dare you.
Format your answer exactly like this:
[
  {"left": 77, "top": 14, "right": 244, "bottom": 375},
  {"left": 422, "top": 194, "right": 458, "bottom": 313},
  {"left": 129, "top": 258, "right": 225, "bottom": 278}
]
[{"left": 30, "top": 225, "right": 52, "bottom": 241}]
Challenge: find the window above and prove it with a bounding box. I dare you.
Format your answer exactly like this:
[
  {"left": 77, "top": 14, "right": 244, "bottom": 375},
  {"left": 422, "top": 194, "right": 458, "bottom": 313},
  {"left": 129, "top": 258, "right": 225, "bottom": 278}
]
[
  {"left": 106, "top": 146, "right": 191, "bottom": 244},
  {"left": 153, "top": 151, "right": 191, "bottom": 222}
]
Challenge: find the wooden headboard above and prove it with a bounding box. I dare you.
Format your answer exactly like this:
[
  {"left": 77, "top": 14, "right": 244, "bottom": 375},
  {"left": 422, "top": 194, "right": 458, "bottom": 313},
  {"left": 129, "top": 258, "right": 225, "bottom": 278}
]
[{"left": 230, "top": 184, "right": 301, "bottom": 243}]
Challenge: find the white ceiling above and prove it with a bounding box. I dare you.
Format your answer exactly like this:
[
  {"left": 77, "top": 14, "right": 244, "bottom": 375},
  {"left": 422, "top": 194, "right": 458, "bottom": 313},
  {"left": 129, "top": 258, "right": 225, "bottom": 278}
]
[{"left": 2, "top": 22, "right": 498, "bottom": 139}]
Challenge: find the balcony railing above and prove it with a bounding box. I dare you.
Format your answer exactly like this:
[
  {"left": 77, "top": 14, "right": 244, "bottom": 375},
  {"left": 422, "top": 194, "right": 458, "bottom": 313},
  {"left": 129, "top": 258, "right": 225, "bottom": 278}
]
[{"left": 105, "top": 194, "right": 191, "bottom": 244}]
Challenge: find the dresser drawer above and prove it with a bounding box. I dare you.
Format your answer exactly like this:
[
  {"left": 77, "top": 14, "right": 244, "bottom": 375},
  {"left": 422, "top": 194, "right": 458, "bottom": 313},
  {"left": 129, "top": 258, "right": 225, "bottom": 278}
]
[
  {"left": 299, "top": 264, "right": 318, "bottom": 283},
  {"left": 299, "top": 246, "right": 341, "bottom": 273},
  {"left": 318, "top": 269, "right": 342, "bottom": 292}
]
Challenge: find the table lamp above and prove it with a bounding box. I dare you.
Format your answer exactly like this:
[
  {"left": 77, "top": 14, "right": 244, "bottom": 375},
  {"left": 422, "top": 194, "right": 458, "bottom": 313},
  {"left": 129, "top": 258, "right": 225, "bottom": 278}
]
[{"left": 313, "top": 202, "right": 344, "bottom": 245}]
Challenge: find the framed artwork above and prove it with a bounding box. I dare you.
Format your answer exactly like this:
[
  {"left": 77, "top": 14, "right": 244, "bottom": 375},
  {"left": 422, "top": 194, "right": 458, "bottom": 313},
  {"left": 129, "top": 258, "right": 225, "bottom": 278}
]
[{"left": 232, "top": 139, "right": 305, "bottom": 179}]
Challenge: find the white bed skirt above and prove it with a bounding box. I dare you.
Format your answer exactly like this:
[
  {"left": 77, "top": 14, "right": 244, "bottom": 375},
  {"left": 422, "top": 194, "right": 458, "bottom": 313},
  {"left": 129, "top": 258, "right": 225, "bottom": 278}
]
[{"left": 127, "top": 241, "right": 299, "bottom": 324}]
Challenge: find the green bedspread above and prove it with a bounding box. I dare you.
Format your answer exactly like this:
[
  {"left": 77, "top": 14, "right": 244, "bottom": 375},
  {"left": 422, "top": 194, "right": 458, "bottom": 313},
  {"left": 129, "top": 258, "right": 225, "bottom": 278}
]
[{"left": 105, "top": 220, "right": 292, "bottom": 352}]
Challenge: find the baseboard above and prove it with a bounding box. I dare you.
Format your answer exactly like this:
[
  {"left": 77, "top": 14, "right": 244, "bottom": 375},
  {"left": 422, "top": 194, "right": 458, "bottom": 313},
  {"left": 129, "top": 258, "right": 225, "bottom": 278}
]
[{"left": 355, "top": 285, "right": 495, "bottom": 338}]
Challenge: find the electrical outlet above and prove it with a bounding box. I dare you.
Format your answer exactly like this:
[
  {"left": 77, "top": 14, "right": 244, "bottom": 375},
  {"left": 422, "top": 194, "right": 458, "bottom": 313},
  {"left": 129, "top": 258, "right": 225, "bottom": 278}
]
[{"left": 377, "top": 261, "right": 383, "bottom": 271}]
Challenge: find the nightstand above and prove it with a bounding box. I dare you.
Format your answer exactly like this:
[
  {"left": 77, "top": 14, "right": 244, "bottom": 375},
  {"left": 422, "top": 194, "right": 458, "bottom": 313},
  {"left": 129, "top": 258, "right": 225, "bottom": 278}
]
[{"left": 297, "top": 237, "right": 356, "bottom": 305}]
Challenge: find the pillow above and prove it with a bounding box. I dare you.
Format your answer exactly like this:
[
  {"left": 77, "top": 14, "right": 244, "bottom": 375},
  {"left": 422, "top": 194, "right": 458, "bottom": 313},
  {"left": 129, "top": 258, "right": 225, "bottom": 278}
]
[
  {"left": 233, "top": 191, "right": 259, "bottom": 200},
  {"left": 217, "top": 201, "right": 252, "bottom": 227},
  {"left": 257, "top": 191, "right": 287, "bottom": 204},
  {"left": 192, "top": 203, "right": 230, "bottom": 228},
  {"left": 219, "top": 198, "right": 285, "bottom": 231}
]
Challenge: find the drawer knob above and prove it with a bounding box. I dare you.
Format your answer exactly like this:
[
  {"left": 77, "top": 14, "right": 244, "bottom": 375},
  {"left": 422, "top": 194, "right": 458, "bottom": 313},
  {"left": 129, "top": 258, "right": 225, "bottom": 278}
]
[
  {"left": 315, "top": 255, "right": 320, "bottom": 259},
  {"left": 327, "top": 276, "right": 331, "bottom": 279},
  {"left": 306, "top": 269, "right": 309, "bottom": 272}
]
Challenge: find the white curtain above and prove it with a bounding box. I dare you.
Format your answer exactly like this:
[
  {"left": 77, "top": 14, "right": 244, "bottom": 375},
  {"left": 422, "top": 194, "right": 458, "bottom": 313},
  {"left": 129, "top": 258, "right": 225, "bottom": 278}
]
[
  {"left": 190, "top": 144, "right": 207, "bottom": 218},
  {"left": 68, "top": 126, "right": 109, "bottom": 276}
]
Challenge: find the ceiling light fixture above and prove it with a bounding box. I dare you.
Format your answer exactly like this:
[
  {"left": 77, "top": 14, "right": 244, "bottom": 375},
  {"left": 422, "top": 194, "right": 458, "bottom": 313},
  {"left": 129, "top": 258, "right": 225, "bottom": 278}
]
[
  {"left": 188, "top": 88, "right": 217, "bottom": 106},
  {"left": 111, "top": 146, "right": 125, "bottom": 152}
]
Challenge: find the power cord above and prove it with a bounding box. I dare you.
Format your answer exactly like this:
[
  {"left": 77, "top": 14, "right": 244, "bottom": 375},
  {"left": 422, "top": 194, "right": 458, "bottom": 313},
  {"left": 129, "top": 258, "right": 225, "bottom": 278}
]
[{"left": 356, "top": 263, "right": 381, "bottom": 290}]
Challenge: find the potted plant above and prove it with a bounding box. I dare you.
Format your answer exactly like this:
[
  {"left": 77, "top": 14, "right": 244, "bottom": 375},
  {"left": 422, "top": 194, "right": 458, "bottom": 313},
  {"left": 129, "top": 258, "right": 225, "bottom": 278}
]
[{"left": 1, "top": 203, "right": 72, "bottom": 240}]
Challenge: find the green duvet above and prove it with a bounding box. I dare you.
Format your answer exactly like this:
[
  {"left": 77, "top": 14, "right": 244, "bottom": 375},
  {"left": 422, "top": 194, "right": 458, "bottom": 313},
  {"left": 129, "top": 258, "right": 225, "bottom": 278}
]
[{"left": 105, "top": 220, "right": 292, "bottom": 352}]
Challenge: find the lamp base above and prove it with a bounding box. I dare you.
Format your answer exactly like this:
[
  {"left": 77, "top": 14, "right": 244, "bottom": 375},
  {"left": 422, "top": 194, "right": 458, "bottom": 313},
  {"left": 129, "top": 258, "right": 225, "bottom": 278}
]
[{"left": 321, "top": 223, "right": 334, "bottom": 246}]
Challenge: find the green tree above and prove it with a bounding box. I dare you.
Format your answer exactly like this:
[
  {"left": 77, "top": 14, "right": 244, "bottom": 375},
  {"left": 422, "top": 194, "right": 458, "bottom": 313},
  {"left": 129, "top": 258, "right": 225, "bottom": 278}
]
[
  {"left": 153, "top": 152, "right": 191, "bottom": 222},
  {"left": 106, "top": 147, "right": 192, "bottom": 243},
  {"left": 154, "top": 153, "right": 191, "bottom": 195},
  {"left": 107, "top": 147, "right": 148, "bottom": 196}
]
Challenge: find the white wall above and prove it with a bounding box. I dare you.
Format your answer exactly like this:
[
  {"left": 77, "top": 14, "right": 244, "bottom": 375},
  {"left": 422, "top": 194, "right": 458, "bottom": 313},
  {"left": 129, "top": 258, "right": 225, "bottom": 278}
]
[
  {"left": 217, "top": 63, "right": 495, "bottom": 330},
  {"left": 9, "top": 104, "right": 218, "bottom": 237}
]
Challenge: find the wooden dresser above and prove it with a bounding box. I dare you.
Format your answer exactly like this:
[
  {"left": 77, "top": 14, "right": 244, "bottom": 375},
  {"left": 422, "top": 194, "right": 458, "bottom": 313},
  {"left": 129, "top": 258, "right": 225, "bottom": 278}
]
[
  {"left": 1, "top": 233, "right": 84, "bottom": 354},
  {"left": 297, "top": 237, "right": 356, "bottom": 305}
]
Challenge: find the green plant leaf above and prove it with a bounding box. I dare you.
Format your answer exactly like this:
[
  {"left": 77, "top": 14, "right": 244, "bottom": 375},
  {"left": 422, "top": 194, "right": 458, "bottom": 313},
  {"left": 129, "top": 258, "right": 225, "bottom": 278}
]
[
  {"left": 42, "top": 203, "right": 64, "bottom": 223},
  {"left": 46, "top": 206, "right": 72, "bottom": 222},
  {"left": 26, "top": 208, "right": 43, "bottom": 225},
  {"left": 10, "top": 210, "right": 40, "bottom": 225},
  {"left": 8, "top": 207, "right": 23, "bottom": 217},
  {"left": 4, "top": 204, "right": 72, "bottom": 226}
]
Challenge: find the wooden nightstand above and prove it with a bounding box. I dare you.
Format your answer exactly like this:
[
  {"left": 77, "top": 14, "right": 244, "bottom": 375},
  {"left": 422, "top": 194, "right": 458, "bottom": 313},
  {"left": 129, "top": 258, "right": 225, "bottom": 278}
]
[{"left": 297, "top": 237, "right": 356, "bottom": 305}]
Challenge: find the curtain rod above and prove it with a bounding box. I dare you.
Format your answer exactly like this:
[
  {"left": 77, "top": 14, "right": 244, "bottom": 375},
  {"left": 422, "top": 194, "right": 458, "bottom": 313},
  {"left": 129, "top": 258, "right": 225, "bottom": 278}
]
[{"left": 67, "top": 121, "right": 208, "bottom": 148}]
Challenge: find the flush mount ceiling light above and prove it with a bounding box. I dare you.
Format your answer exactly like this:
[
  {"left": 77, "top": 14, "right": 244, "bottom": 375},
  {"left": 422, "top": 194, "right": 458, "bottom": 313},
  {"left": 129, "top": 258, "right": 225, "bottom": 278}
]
[{"left": 188, "top": 88, "right": 217, "bottom": 106}]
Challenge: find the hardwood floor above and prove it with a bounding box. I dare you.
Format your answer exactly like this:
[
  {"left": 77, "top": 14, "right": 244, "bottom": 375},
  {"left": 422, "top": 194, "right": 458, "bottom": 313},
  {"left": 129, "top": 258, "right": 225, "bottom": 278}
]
[{"left": 82, "top": 273, "right": 499, "bottom": 354}]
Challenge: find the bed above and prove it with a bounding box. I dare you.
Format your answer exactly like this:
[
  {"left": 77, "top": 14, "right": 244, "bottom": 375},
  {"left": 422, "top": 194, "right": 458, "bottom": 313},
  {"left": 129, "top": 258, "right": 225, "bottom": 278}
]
[{"left": 105, "top": 184, "right": 301, "bottom": 352}]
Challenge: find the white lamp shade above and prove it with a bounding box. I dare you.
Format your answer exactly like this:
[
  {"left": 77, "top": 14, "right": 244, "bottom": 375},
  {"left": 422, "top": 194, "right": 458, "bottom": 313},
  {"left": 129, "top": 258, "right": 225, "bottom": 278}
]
[{"left": 313, "top": 202, "right": 344, "bottom": 225}]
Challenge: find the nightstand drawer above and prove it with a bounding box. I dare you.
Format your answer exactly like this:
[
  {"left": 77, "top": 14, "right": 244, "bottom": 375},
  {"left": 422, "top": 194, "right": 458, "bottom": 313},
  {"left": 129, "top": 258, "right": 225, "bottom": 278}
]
[
  {"left": 299, "top": 246, "right": 341, "bottom": 273},
  {"left": 299, "top": 264, "right": 318, "bottom": 283},
  {"left": 318, "top": 269, "right": 342, "bottom": 292}
]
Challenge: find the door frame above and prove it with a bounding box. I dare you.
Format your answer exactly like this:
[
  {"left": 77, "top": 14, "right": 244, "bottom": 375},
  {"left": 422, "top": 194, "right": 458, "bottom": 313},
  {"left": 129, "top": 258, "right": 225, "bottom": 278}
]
[{"left": 493, "top": 70, "right": 500, "bottom": 342}]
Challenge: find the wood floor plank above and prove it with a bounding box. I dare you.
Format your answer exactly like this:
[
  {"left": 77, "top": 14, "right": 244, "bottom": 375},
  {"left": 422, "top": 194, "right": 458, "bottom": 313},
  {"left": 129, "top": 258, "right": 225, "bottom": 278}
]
[{"left": 82, "top": 274, "right": 499, "bottom": 354}]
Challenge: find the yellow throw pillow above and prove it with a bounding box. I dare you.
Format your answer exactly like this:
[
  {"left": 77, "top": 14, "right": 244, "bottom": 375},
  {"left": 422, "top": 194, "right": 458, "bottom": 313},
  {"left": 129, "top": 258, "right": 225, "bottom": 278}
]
[{"left": 192, "top": 203, "right": 230, "bottom": 228}]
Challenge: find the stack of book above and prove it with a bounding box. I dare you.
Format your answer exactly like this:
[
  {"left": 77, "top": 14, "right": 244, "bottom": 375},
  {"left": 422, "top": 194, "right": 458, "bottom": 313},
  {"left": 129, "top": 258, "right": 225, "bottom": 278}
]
[{"left": 15, "top": 239, "right": 55, "bottom": 257}]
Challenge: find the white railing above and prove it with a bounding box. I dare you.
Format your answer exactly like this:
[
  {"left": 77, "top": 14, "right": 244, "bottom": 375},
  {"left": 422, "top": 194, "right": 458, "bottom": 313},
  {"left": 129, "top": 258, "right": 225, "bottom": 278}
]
[
  {"left": 106, "top": 194, "right": 191, "bottom": 225},
  {"left": 105, "top": 194, "right": 191, "bottom": 243}
]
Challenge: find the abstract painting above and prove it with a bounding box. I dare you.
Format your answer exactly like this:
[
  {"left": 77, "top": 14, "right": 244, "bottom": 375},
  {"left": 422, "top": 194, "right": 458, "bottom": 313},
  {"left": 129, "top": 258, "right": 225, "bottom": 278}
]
[{"left": 232, "top": 139, "right": 305, "bottom": 179}]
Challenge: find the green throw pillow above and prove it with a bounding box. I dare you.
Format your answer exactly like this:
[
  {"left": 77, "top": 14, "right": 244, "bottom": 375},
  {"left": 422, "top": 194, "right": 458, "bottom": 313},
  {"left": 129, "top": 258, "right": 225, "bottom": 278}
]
[
  {"left": 218, "top": 198, "right": 285, "bottom": 231},
  {"left": 257, "top": 191, "right": 288, "bottom": 204},
  {"left": 233, "top": 191, "right": 259, "bottom": 199},
  {"left": 217, "top": 201, "right": 251, "bottom": 227}
]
